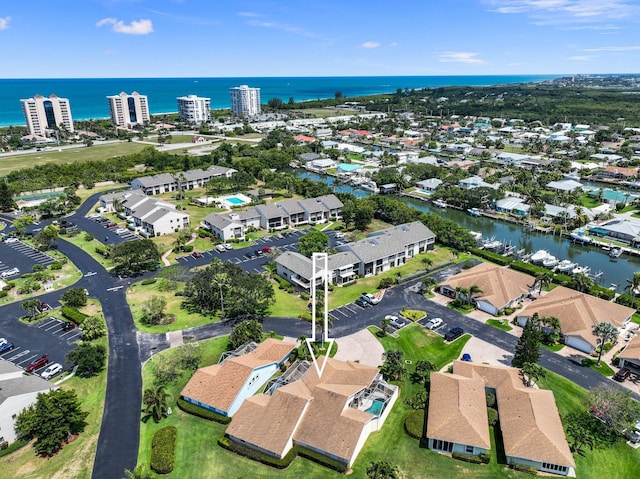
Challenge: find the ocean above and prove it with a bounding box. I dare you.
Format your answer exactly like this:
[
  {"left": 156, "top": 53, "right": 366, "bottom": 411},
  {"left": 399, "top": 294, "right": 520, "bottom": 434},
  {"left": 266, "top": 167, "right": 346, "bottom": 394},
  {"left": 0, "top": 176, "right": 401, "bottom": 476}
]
[{"left": 0, "top": 75, "right": 560, "bottom": 127}]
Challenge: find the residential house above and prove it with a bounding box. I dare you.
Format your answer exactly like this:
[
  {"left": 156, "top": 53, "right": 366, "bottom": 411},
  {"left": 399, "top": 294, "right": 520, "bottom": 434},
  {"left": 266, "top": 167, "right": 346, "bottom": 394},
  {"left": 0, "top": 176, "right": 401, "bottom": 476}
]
[
  {"left": 415, "top": 178, "right": 442, "bottom": 191},
  {"left": 130, "top": 165, "right": 236, "bottom": 195},
  {"left": 590, "top": 153, "right": 623, "bottom": 164},
  {"left": 496, "top": 152, "right": 531, "bottom": 165},
  {"left": 337, "top": 221, "right": 436, "bottom": 277},
  {"left": 438, "top": 263, "right": 533, "bottom": 316},
  {"left": 180, "top": 339, "right": 295, "bottom": 418},
  {"left": 428, "top": 361, "right": 575, "bottom": 476},
  {"left": 202, "top": 214, "right": 244, "bottom": 241},
  {"left": 458, "top": 176, "right": 495, "bottom": 190},
  {"left": 589, "top": 218, "right": 640, "bottom": 244},
  {"left": 225, "top": 358, "right": 399, "bottom": 468},
  {"left": 493, "top": 197, "right": 530, "bottom": 216},
  {"left": 516, "top": 286, "right": 634, "bottom": 353},
  {"left": 597, "top": 166, "right": 639, "bottom": 180},
  {"left": 0, "top": 360, "right": 56, "bottom": 444},
  {"left": 276, "top": 250, "right": 360, "bottom": 290},
  {"left": 546, "top": 179, "right": 585, "bottom": 193},
  {"left": 617, "top": 334, "right": 640, "bottom": 375}
]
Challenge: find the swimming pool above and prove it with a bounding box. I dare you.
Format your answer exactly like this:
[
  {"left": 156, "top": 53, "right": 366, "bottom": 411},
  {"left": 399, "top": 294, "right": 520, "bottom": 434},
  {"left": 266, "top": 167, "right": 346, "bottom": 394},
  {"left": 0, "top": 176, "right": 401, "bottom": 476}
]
[
  {"left": 418, "top": 189, "right": 434, "bottom": 195},
  {"left": 226, "top": 196, "right": 246, "bottom": 205},
  {"left": 365, "top": 398, "right": 385, "bottom": 416}
]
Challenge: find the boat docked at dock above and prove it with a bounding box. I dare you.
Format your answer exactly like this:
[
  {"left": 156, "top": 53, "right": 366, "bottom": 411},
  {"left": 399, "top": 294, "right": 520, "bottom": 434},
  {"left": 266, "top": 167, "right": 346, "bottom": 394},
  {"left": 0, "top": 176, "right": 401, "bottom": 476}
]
[
  {"left": 555, "top": 260, "right": 576, "bottom": 273},
  {"left": 570, "top": 230, "right": 592, "bottom": 244},
  {"left": 432, "top": 199, "right": 448, "bottom": 208},
  {"left": 468, "top": 207, "right": 481, "bottom": 217},
  {"left": 542, "top": 255, "right": 559, "bottom": 268},
  {"left": 572, "top": 265, "right": 591, "bottom": 275},
  {"left": 530, "top": 250, "right": 551, "bottom": 264},
  {"left": 609, "top": 247, "right": 623, "bottom": 258}
]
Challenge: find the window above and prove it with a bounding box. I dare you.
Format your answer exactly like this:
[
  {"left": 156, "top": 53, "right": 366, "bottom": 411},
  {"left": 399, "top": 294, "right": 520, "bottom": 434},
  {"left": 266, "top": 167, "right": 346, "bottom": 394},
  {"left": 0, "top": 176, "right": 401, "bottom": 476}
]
[
  {"left": 542, "top": 462, "right": 567, "bottom": 473},
  {"left": 431, "top": 439, "right": 453, "bottom": 452},
  {"left": 465, "top": 445, "right": 474, "bottom": 454}
]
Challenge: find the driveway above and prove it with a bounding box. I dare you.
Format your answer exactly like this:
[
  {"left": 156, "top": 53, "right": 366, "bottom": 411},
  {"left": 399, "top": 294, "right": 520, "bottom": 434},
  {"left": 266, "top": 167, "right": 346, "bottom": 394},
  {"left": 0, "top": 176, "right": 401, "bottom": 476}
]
[
  {"left": 334, "top": 329, "right": 384, "bottom": 367},
  {"left": 459, "top": 336, "right": 513, "bottom": 368}
]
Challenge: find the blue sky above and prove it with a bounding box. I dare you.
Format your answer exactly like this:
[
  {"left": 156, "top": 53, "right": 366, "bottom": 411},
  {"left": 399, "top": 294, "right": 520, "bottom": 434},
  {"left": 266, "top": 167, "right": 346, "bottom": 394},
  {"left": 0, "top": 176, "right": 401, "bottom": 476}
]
[{"left": 1, "top": 0, "right": 639, "bottom": 78}]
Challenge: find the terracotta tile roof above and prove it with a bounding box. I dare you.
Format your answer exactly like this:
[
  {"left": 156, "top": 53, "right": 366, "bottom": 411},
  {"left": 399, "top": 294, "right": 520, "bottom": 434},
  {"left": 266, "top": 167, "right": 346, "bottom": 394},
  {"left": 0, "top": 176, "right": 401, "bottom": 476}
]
[
  {"left": 452, "top": 361, "right": 575, "bottom": 468},
  {"left": 427, "top": 371, "right": 491, "bottom": 449},
  {"left": 519, "top": 286, "right": 634, "bottom": 349},
  {"left": 442, "top": 262, "right": 533, "bottom": 310},
  {"left": 226, "top": 358, "right": 380, "bottom": 462},
  {"left": 619, "top": 334, "right": 640, "bottom": 361},
  {"left": 180, "top": 339, "right": 294, "bottom": 413}
]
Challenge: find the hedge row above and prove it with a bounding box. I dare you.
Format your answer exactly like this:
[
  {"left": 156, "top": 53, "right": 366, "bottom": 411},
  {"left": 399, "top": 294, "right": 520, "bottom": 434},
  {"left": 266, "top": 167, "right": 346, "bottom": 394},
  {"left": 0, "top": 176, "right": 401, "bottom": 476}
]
[
  {"left": 615, "top": 292, "right": 640, "bottom": 311},
  {"left": 177, "top": 398, "right": 231, "bottom": 424},
  {"left": 0, "top": 438, "right": 29, "bottom": 458},
  {"left": 404, "top": 409, "right": 425, "bottom": 439},
  {"left": 217, "top": 435, "right": 347, "bottom": 473},
  {"left": 509, "top": 463, "right": 538, "bottom": 475},
  {"left": 469, "top": 248, "right": 513, "bottom": 266},
  {"left": 141, "top": 278, "right": 157, "bottom": 285},
  {"left": 61, "top": 306, "right": 89, "bottom": 325},
  {"left": 452, "top": 451, "right": 484, "bottom": 464},
  {"left": 151, "top": 426, "right": 177, "bottom": 474}
]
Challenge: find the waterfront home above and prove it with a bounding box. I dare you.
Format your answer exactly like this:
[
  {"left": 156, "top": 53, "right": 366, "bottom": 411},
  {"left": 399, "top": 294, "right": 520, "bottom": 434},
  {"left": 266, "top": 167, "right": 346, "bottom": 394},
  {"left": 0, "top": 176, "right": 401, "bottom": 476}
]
[
  {"left": 597, "top": 166, "right": 639, "bottom": 180},
  {"left": 545, "top": 179, "right": 585, "bottom": 193},
  {"left": 438, "top": 262, "right": 533, "bottom": 316},
  {"left": 493, "top": 197, "right": 530, "bottom": 216},
  {"left": 589, "top": 218, "right": 640, "bottom": 244},
  {"left": 516, "top": 286, "right": 634, "bottom": 354},
  {"left": 225, "top": 358, "right": 398, "bottom": 469},
  {"left": 617, "top": 334, "right": 640, "bottom": 375},
  {"left": 590, "top": 153, "right": 623, "bottom": 164},
  {"left": 458, "top": 176, "right": 495, "bottom": 190},
  {"left": 299, "top": 152, "right": 321, "bottom": 163},
  {"left": 130, "top": 166, "right": 237, "bottom": 195},
  {"left": 0, "top": 360, "right": 57, "bottom": 445},
  {"left": 180, "top": 339, "right": 295, "bottom": 418},
  {"left": 428, "top": 361, "right": 575, "bottom": 476},
  {"left": 415, "top": 178, "right": 442, "bottom": 191}
]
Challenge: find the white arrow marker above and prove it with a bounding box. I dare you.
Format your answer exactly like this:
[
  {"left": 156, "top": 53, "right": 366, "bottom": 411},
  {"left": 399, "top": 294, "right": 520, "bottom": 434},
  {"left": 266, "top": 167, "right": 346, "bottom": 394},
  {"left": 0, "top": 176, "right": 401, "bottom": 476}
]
[{"left": 306, "top": 252, "right": 334, "bottom": 378}]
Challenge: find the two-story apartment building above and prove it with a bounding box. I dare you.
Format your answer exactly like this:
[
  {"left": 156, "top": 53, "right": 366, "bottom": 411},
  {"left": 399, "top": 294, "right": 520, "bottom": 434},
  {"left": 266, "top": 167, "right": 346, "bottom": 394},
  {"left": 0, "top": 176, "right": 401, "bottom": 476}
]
[{"left": 130, "top": 165, "right": 237, "bottom": 195}]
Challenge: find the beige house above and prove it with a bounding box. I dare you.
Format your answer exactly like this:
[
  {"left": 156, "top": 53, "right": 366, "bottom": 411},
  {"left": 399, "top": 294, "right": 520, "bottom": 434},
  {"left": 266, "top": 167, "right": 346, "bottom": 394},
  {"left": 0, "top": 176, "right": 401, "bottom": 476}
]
[
  {"left": 428, "top": 361, "right": 575, "bottom": 476},
  {"left": 439, "top": 263, "right": 534, "bottom": 315},
  {"left": 180, "top": 339, "right": 295, "bottom": 417},
  {"left": 226, "top": 358, "right": 398, "bottom": 468},
  {"left": 517, "top": 286, "right": 634, "bottom": 354},
  {"left": 618, "top": 334, "right": 640, "bottom": 374}
]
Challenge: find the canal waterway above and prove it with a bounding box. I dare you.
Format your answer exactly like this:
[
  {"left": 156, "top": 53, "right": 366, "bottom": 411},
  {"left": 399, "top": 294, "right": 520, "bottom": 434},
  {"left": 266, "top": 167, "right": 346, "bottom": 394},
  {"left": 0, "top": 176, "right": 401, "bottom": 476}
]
[{"left": 298, "top": 172, "right": 640, "bottom": 291}]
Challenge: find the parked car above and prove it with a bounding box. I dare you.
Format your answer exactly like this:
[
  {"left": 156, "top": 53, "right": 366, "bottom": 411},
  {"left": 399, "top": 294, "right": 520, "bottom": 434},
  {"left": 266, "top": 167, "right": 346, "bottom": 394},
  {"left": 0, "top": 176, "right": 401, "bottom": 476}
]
[
  {"left": 223, "top": 243, "right": 233, "bottom": 250},
  {"left": 215, "top": 244, "right": 227, "bottom": 253},
  {"left": 26, "top": 354, "right": 49, "bottom": 372},
  {"left": 425, "top": 317, "right": 443, "bottom": 330},
  {"left": 0, "top": 267, "right": 19, "bottom": 278},
  {"left": 360, "top": 292, "right": 380, "bottom": 305},
  {"left": 444, "top": 327, "right": 464, "bottom": 342},
  {"left": 262, "top": 246, "right": 272, "bottom": 254},
  {"left": 614, "top": 367, "right": 631, "bottom": 382},
  {"left": 461, "top": 353, "right": 472, "bottom": 362},
  {"left": 4, "top": 237, "right": 18, "bottom": 244},
  {"left": 0, "top": 340, "right": 15, "bottom": 354},
  {"left": 354, "top": 298, "right": 370, "bottom": 308},
  {"left": 37, "top": 301, "right": 51, "bottom": 312},
  {"left": 61, "top": 321, "right": 76, "bottom": 332},
  {"left": 245, "top": 252, "right": 257, "bottom": 259},
  {"left": 192, "top": 251, "right": 203, "bottom": 258},
  {"left": 385, "top": 315, "right": 405, "bottom": 329},
  {"left": 41, "top": 363, "right": 63, "bottom": 380},
  {"left": 105, "top": 222, "right": 117, "bottom": 228},
  {"left": 626, "top": 420, "right": 640, "bottom": 444},
  {"left": 255, "top": 249, "right": 264, "bottom": 256},
  {"left": 115, "top": 228, "right": 128, "bottom": 234}
]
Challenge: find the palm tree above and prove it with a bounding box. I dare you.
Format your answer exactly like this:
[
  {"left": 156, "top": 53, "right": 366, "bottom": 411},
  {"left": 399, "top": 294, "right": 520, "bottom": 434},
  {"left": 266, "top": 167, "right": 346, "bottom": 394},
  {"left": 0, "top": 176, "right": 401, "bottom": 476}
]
[
  {"left": 421, "top": 257, "right": 433, "bottom": 271},
  {"left": 626, "top": 272, "right": 640, "bottom": 308},
  {"left": 520, "top": 362, "right": 545, "bottom": 387},
  {"left": 211, "top": 272, "right": 230, "bottom": 318},
  {"left": 592, "top": 322, "right": 619, "bottom": 366},
  {"left": 421, "top": 277, "right": 438, "bottom": 294},
  {"left": 142, "top": 386, "right": 171, "bottom": 423},
  {"left": 572, "top": 272, "right": 594, "bottom": 293},
  {"left": 534, "top": 271, "right": 553, "bottom": 294},
  {"left": 20, "top": 298, "right": 41, "bottom": 318}
]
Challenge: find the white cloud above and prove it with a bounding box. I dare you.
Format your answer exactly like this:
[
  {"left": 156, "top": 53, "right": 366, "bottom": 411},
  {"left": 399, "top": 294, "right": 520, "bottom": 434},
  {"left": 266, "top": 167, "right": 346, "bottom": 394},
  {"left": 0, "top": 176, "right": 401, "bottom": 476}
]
[
  {"left": 584, "top": 45, "right": 640, "bottom": 51},
  {"left": 247, "top": 19, "right": 319, "bottom": 39},
  {"left": 361, "top": 41, "right": 380, "bottom": 49},
  {"left": 0, "top": 16, "right": 10, "bottom": 30},
  {"left": 438, "top": 51, "right": 487, "bottom": 64},
  {"left": 96, "top": 18, "right": 153, "bottom": 35},
  {"left": 237, "top": 11, "right": 259, "bottom": 17}
]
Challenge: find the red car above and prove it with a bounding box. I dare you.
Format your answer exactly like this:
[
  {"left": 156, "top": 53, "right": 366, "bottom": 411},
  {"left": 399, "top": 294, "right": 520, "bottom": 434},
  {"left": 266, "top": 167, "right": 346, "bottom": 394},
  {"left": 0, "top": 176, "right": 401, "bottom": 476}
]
[
  {"left": 262, "top": 246, "right": 272, "bottom": 254},
  {"left": 192, "top": 251, "right": 203, "bottom": 258},
  {"left": 26, "top": 354, "right": 49, "bottom": 372}
]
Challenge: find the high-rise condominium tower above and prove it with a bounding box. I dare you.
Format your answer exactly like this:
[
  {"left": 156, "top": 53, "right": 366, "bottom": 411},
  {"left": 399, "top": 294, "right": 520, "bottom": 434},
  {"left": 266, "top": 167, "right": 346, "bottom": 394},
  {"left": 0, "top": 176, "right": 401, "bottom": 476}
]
[
  {"left": 21, "top": 94, "right": 74, "bottom": 137},
  {"left": 230, "top": 85, "right": 261, "bottom": 117},
  {"left": 107, "top": 91, "right": 150, "bottom": 128},
  {"left": 176, "top": 95, "right": 211, "bottom": 124}
]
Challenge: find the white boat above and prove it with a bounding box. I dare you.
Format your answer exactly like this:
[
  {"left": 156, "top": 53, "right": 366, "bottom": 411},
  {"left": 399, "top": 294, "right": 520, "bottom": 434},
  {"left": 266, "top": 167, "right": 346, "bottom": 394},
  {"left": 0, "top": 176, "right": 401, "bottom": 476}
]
[
  {"left": 555, "top": 260, "right": 575, "bottom": 273},
  {"left": 542, "top": 255, "right": 559, "bottom": 268},
  {"left": 433, "top": 199, "right": 448, "bottom": 208},
  {"left": 483, "top": 240, "right": 503, "bottom": 250},
  {"left": 609, "top": 247, "right": 623, "bottom": 258},
  {"left": 468, "top": 208, "right": 481, "bottom": 217},
  {"left": 530, "top": 250, "right": 550, "bottom": 264},
  {"left": 469, "top": 231, "right": 483, "bottom": 243},
  {"left": 572, "top": 265, "right": 591, "bottom": 275}
]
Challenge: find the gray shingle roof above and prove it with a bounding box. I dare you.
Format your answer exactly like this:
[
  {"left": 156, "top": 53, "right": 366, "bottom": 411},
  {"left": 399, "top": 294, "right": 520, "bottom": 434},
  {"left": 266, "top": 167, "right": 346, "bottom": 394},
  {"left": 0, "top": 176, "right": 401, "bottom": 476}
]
[
  {"left": 204, "top": 213, "right": 237, "bottom": 230},
  {"left": 277, "top": 199, "right": 305, "bottom": 215},
  {"left": 256, "top": 203, "right": 286, "bottom": 220},
  {"left": 317, "top": 194, "right": 343, "bottom": 210},
  {"left": 277, "top": 251, "right": 313, "bottom": 278},
  {"left": 297, "top": 198, "right": 326, "bottom": 214}
]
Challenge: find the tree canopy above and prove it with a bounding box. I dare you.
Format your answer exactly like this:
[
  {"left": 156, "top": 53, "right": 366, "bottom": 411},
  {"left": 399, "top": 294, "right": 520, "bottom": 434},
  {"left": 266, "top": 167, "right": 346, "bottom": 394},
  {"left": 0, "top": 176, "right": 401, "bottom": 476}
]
[
  {"left": 61, "top": 287, "right": 88, "bottom": 308},
  {"left": 297, "top": 230, "right": 329, "bottom": 257},
  {"left": 66, "top": 342, "right": 107, "bottom": 377},
  {"left": 512, "top": 316, "right": 541, "bottom": 368},
  {"left": 228, "top": 319, "right": 263, "bottom": 350},
  {"left": 111, "top": 239, "right": 161, "bottom": 274}
]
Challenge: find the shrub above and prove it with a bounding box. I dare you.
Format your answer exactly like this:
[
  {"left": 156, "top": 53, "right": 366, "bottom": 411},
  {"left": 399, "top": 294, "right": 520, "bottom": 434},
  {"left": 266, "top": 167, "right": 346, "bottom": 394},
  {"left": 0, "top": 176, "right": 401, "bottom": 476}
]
[
  {"left": 509, "top": 463, "right": 538, "bottom": 475},
  {"left": 404, "top": 409, "right": 425, "bottom": 438},
  {"left": 61, "top": 306, "right": 89, "bottom": 325},
  {"left": 95, "top": 245, "right": 109, "bottom": 257},
  {"left": 479, "top": 453, "right": 491, "bottom": 464},
  {"left": 469, "top": 248, "right": 512, "bottom": 266},
  {"left": 49, "top": 261, "right": 62, "bottom": 270},
  {"left": 183, "top": 244, "right": 194, "bottom": 252},
  {"left": 485, "top": 391, "right": 496, "bottom": 407},
  {"left": 151, "top": 426, "right": 177, "bottom": 474},
  {"left": 452, "top": 452, "right": 483, "bottom": 464},
  {"left": 0, "top": 290, "right": 7, "bottom": 298},
  {"left": 378, "top": 277, "right": 395, "bottom": 289},
  {"left": 487, "top": 407, "right": 498, "bottom": 426},
  {"left": 299, "top": 292, "right": 309, "bottom": 301},
  {"left": 590, "top": 284, "right": 615, "bottom": 300},
  {"left": 176, "top": 398, "right": 232, "bottom": 424},
  {"left": 0, "top": 438, "right": 28, "bottom": 458},
  {"left": 218, "top": 434, "right": 296, "bottom": 469},
  {"left": 80, "top": 315, "right": 107, "bottom": 340},
  {"left": 141, "top": 278, "right": 157, "bottom": 285}
]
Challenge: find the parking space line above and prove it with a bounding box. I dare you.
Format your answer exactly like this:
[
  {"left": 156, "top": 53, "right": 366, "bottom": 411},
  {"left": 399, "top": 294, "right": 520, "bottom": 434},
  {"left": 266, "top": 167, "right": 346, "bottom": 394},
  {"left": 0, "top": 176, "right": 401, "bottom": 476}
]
[
  {"left": 66, "top": 332, "right": 82, "bottom": 341},
  {"left": 329, "top": 313, "right": 340, "bottom": 322},
  {"left": 17, "top": 354, "right": 37, "bottom": 366},
  {"left": 38, "top": 318, "right": 58, "bottom": 328},
  {"left": 333, "top": 308, "right": 349, "bottom": 317},
  {"left": 5, "top": 349, "right": 27, "bottom": 361},
  {"left": 343, "top": 305, "right": 358, "bottom": 314},
  {"left": 44, "top": 321, "right": 62, "bottom": 331}
]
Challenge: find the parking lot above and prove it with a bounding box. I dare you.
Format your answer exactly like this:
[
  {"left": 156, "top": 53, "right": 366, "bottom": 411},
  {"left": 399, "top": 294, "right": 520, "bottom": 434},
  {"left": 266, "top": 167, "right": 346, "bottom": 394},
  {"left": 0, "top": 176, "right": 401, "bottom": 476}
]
[
  {"left": 0, "top": 238, "right": 56, "bottom": 278},
  {"left": 36, "top": 316, "right": 82, "bottom": 342}
]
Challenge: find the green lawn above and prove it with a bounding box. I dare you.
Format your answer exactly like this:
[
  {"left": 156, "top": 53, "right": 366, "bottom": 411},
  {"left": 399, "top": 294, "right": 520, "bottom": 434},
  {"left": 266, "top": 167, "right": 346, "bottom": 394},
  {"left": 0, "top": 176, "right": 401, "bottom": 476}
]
[
  {"left": 60, "top": 234, "right": 114, "bottom": 270},
  {"left": 0, "top": 337, "right": 108, "bottom": 479},
  {"left": 581, "top": 358, "right": 615, "bottom": 377},
  {"left": 486, "top": 319, "right": 513, "bottom": 332},
  {"left": 268, "top": 284, "right": 308, "bottom": 317},
  {"left": 0, "top": 142, "right": 150, "bottom": 177}
]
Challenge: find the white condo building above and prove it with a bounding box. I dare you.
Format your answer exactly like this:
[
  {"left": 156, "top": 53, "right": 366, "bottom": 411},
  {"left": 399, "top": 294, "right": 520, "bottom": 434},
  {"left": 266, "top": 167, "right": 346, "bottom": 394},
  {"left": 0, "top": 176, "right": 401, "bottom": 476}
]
[
  {"left": 177, "top": 95, "right": 211, "bottom": 124},
  {"left": 230, "top": 85, "right": 261, "bottom": 117},
  {"left": 107, "top": 91, "right": 150, "bottom": 128},
  {"left": 21, "top": 94, "right": 74, "bottom": 137}
]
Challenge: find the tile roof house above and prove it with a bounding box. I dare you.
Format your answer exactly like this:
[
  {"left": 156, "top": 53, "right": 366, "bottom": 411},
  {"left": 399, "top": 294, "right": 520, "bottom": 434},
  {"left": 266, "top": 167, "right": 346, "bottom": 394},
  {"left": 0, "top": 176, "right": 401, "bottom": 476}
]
[
  {"left": 225, "top": 358, "right": 398, "bottom": 468},
  {"left": 0, "top": 360, "right": 56, "bottom": 444},
  {"left": 516, "top": 286, "right": 634, "bottom": 354},
  {"left": 428, "top": 361, "right": 575, "bottom": 476},
  {"left": 618, "top": 334, "right": 640, "bottom": 374},
  {"left": 438, "top": 263, "right": 534, "bottom": 316},
  {"left": 180, "top": 339, "right": 295, "bottom": 417}
]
